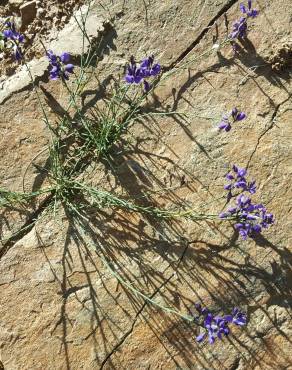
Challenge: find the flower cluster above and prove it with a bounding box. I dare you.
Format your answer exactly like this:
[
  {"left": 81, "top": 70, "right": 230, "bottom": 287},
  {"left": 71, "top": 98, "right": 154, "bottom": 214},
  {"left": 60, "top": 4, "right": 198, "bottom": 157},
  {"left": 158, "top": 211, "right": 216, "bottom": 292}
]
[
  {"left": 125, "top": 55, "right": 161, "bottom": 92},
  {"left": 218, "top": 107, "right": 246, "bottom": 132},
  {"left": 220, "top": 165, "right": 274, "bottom": 239},
  {"left": 1, "top": 21, "right": 24, "bottom": 60},
  {"left": 230, "top": 0, "right": 258, "bottom": 41},
  {"left": 223, "top": 165, "right": 256, "bottom": 201},
  {"left": 240, "top": 0, "right": 258, "bottom": 18},
  {"left": 194, "top": 304, "right": 247, "bottom": 344},
  {"left": 47, "top": 50, "right": 74, "bottom": 80},
  {"left": 230, "top": 17, "right": 248, "bottom": 40}
]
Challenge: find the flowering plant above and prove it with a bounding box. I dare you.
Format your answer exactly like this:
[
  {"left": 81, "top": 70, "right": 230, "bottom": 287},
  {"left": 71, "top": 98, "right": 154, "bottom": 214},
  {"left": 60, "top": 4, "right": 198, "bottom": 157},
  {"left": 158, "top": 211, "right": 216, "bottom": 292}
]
[
  {"left": 220, "top": 165, "right": 274, "bottom": 239},
  {"left": 230, "top": 0, "right": 258, "bottom": 40},
  {"left": 195, "top": 304, "right": 247, "bottom": 344},
  {"left": 1, "top": 21, "right": 24, "bottom": 60},
  {"left": 125, "top": 55, "right": 161, "bottom": 91},
  {"left": 218, "top": 108, "right": 246, "bottom": 132},
  {"left": 47, "top": 50, "right": 75, "bottom": 80}
]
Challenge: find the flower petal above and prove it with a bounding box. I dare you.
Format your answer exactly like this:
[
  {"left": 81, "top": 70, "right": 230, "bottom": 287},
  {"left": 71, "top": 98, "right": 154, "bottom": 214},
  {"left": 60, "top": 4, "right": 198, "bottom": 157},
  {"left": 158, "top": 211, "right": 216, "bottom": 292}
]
[
  {"left": 218, "top": 121, "right": 228, "bottom": 130},
  {"left": 240, "top": 3, "right": 247, "bottom": 13},
  {"left": 60, "top": 52, "right": 71, "bottom": 63},
  {"left": 65, "top": 64, "right": 74, "bottom": 73},
  {"left": 237, "top": 112, "right": 246, "bottom": 121},
  {"left": 196, "top": 333, "right": 206, "bottom": 342},
  {"left": 125, "top": 75, "right": 135, "bottom": 83},
  {"left": 151, "top": 63, "right": 161, "bottom": 76}
]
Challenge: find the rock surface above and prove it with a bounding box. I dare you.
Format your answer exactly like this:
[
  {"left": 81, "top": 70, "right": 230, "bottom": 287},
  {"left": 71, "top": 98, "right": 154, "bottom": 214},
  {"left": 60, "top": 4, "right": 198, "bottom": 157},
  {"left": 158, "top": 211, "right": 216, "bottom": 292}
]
[
  {"left": 0, "top": 0, "right": 86, "bottom": 77},
  {"left": 0, "top": 5, "right": 107, "bottom": 104},
  {"left": 20, "top": 0, "right": 37, "bottom": 26},
  {"left": 0, "top": 0, "right": 292, "bottom": 369},
  {"left": 8, "top": 0, "right": 25, "bottom": 8}
]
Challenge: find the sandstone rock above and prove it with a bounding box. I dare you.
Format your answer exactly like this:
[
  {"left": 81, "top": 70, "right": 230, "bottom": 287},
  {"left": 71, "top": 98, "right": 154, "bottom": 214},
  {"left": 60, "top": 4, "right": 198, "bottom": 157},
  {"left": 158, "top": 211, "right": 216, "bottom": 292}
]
[
  {"left": 1, "top": 0, "right": 292, "bottom": 368},
  {"left": 49, "top": 4, "right": 106, "bottom": 57},
  {"left": 8, "top": 0, "right": 25, "bottom": 9},
  {"left": 0, "top": 6, "right": 107, "bottom": 105},
  {"left": 0, "top": 57, "right": 48, "bottom": 104},
  {"left": 20, "top": 0, "right": 37, "bottom": 26},
  {"left": 36, "top": 7, "right": 45, "bottom": 18}
]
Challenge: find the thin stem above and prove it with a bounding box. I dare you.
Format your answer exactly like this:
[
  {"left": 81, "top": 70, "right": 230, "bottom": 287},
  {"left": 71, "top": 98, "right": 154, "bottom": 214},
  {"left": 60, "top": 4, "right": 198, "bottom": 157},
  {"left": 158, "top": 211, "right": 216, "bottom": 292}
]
[{"left": 101, "top": 256, "right": 194, "bottom": 322}]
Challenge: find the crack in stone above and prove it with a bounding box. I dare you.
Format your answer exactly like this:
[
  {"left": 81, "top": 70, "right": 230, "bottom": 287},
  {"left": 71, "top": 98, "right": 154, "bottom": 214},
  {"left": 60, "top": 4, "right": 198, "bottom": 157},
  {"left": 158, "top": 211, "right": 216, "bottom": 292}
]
[
  {"left": 0, "top": 193, "right": 53, "bottom": 261},
  {"left": 0, "top": 2, "right": 291, "bottom": 368},
  {"left": 99, "top": 273, "right": 175, "bottom": 369},
  {"left": 249, "top": 316, "right": 288, "bottom": 340},
  {"left": 164, "top": 0, "right": 239, "bottom": 71},
  {"left": 229, "top": 357, "right": 241, "bottom": 370},
  {"left": 246, "top": 93, "right": 292, "bottom": 169},
  {"left": 98, "top": 267, "right": 291, "bottom": 369},
  {"left": 58, "top": 284, "right": 89, "bottom": 299},
  {"left": 98, "top": 239, "right": 195, "bottom": 368},
  {"left": 0, "top": 1, "right": 241, "bottom": 255}
]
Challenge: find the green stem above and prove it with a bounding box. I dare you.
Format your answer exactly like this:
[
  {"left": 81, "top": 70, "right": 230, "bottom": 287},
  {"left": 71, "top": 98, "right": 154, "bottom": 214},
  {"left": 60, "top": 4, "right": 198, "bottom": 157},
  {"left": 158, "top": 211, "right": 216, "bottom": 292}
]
[
  {"left": 73, "top": 182, "right": 233, "bottom": 221},
  {"left": 101, "top": 256, "right": 194, "bottom": 322}
]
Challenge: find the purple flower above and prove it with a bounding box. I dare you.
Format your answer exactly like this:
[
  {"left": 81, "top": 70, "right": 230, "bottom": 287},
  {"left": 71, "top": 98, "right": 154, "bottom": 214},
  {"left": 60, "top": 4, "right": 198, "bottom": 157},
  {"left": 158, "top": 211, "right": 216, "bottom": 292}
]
[
  {"left": 226, "top": 173, "right": 234, "bottom": 180},
  {"left": 236, "top": 194, "right": 251, "bottom": 208},
  {"left": 231, "top": 107, "right": 246, "bottom": 122},
  {"left": 2, "top": 22, "right": 25, "bottom": 61},
  {"left": 125, "top": 56, "right": 144, "bottom": 84},
  {"left": 223, "top": 165, "right": 256, "bottom": 200},
  {"left": 140, "top": 55, "right": 161, "bottom": 77},
  {"left": 65, "top": 64, "right": 74, "bottom": 73},
  {"left": 220, "top": 165, "right": 274, "bottom": 239},
  {"left": 3, "top": 28, "right": 24, "bottom": 43},
  {"left": 125, "top": 55, "right": 161, "bottom": 92},
  {"left": 231, "top": 308, "right": 247, "bottom": 325},
  {"left": 49, "top": 65, "right": 61, "bottom": 80},
  {"left": 194, "top": 304, "right": 246, "bottom": 345},
  {"left": 218, "top": 108, "right": 246, "bottom": 132},
  {"left": 224, "top": 165, "right": 256, "bottom": 202},
  {"left": 240, "top": 0, "right": 258, "bottom": 18},
  {"left": 230, "top": 17, "right": 248, "bottom": 39},
  {"left": 228, "top": 207, "right": 238, "bottom": 214},
  {"left": 224, "top": 308, "right": 247, "bottom": 326},
  {"left": 235, "top": 179, "right": 247, "bottom": 189},
  {"left": 47, "top": 50, "right": 74, "bottom": 80},
  {"left": 47, "top": 50, "right": 58, "bottom": 64},
  {"left": 196, "top": 332, "right": 206, "bottom": 342},
  {"left": 235, "top": 222, "right": 252, "bottom": 240},
  {"left": 247, "top": 180, "right": 256, "bottom": 194},
  {"left": 229, "top": 1, "right": 258, "bottom": 42},
  {"left": 233, "top": 164, "right": 247, "bottom": 177},
  {"left": 60, "top": 52, "right": 71, "bottom": 63},
  {"left": 260, "top": 208, "right": 275, "bottom": 228},
  {"left": 221, "top": 194, "right": 274, "bottom": 240},
  {"left": 3, "top": 29, "right": 13, "bottom": 39},
  {"left": 224, "top": 183, "right": 232, "bottom": 191},
  {"left": 218, "top": 114, "right": 232, "bottom": 132}
]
